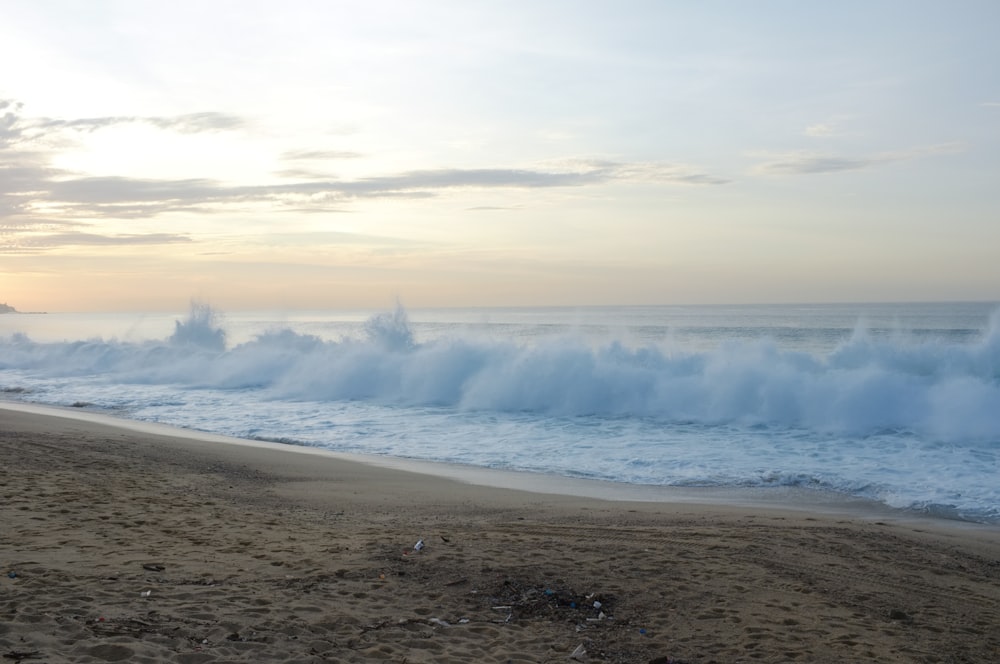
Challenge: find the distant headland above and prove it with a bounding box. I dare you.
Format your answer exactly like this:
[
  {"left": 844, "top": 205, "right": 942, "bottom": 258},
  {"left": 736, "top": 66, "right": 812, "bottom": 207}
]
[{"left": 0, "top": 303, "right": 46, "bottom": 314}]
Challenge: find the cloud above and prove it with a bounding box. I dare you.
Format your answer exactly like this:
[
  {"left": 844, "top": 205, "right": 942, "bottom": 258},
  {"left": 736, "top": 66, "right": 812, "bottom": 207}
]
[
  {"left": 46, "top": 176, "right": 223, "bottom": 204},
  {"left": 345, "top": 167, "right": 610, "bottom": 191},
  {"left": 274, "top": 168, "right": 341, "bottom": 180},
  {"left": 752, "top": 144, "right": 962, "bottom": 176},
  {"left": 4, "top": 162, "right": 728, "bottom": 221},
  {"left": 35, "top": 111, "right": 244, "bottom": 135},
  {"left": 146, "top": 112, "right": 244, "bottom": 133},
  {"left": 594, "top": 160, "right": 730, "bottom": 185},
  {"left": 1, "top": 99, "right": 728, "bottom": 230},
  {"left": 281, "top": 149, "right": 364, "bottom": 160},
  {"left": 0, "top": 100, "right": 28, "bottom": 147},
  {"left": 241, "top": 230, "right": 418, "bottom": 247},
  {"left": 0, "top": 231, "right": 192, "bottom": 253},
  {"left": 0, "top": 216, "right": 82, "bottom": 231},
  {"left": 804, "top": 123, "right": 838, "bottom": 137},
  {"left": 803, "top": 115, "right": 857, "bottom": 138},
  {"left": 755, "top": 154, "right": 873, "bottom": 175},
  {"left": 26, "top": 232, "right": 193, "bottom": 247},
  {"left": 0, "top": 98, "right": 243, "bottom": 150},
  {"left": 0, "top": 163, "right": 62, "bottom": 195},
  {"left": 1, "top": 102, "right": 251, "bottom": 228},
  {"left": 274, "top": 148, "right": 367, "bottom": 178}
]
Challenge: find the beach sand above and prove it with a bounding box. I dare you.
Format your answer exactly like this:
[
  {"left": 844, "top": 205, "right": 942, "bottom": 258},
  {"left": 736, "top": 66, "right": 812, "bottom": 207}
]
[{"left": 1, "top": 405, "right": 998, "bottom": 663}]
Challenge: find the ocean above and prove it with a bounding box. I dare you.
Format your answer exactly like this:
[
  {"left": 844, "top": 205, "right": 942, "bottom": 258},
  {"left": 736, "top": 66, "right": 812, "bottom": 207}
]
[{"left": 2, "top": 301, "right": 998, "bottom": 523}]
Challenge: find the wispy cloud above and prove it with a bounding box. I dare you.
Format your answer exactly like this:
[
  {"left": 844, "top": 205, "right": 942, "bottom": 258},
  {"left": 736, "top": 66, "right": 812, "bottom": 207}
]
[
  {"left": 1, "top": 99, "right": 243, "bottom": 149},
  {"left": 7, "top": 167, "right": 608, "bottom": 220},
  {"left": 22, "top": 232, "right": 193, "bottom": 247},
  {"left": 1, "top": 101, "right": 729, "bottom": 227},
  {"left": 0, "top": 100, "right": 27, "bottom": 148},
  {"left": 752, "top": 144, "right": 962, "bottom": 176},
  {"left": 1, "top": 230, "right": 193, "bottom": 253},
  {"left": 274, "top": 168, "right": 342, "bottom": 180},
  {"left": 599, "top": 160, "right": 730, "bottom": 185},
  {"left": 33, "top": 111, "right": 243, "bottom": 135},
  {"left": 30, "top": 163, "right": 726, "bottom": 215},
  {"left": 146, "top": 112, "right": 244, "bottom": 133},
  {"left": 803, "top": 115, "right": 855, "bottom": 138},
  {"left": 281, "top": 149, "right": 364, "bottom": 161},
  {"left": 0, "top": 100, "right": 730, "bottom": 256},
  {"left": 804, "top": 123, "right": 838, "bottom": 138},
  {"left": 1, "top": 102, "right": 251, "bottom": 241},
  {"left": 755, "top": 154, "right": 872, "bottom": 175}
]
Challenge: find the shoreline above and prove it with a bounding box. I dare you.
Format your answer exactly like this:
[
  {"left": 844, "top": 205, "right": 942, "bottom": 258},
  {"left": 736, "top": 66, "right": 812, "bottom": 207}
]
[
  {"left": 2, "top": 402, "right": 999, "bottom": 662},
  {"left": 2, "top": 399, "right": 992, "bottom": 530}
]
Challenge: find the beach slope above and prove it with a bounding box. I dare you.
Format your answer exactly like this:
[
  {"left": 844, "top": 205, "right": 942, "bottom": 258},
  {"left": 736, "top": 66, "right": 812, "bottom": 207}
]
[{"left": 1, "top": 405, "right": 998, "bottom": 663}]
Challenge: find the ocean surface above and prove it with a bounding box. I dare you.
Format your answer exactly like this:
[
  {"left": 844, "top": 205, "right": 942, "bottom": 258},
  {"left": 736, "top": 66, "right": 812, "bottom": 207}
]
[{"left": 2, "top": 302, "right": 999, "bottom": 523}]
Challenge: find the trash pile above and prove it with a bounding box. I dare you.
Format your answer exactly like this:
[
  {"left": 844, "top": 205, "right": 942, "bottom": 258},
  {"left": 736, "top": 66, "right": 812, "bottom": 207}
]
[{"left": 483, "top": 577, "right": 615, "bottom": 624}]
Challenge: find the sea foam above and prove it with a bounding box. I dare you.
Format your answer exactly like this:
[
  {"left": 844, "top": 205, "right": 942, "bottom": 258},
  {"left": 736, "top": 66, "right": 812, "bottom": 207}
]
[{"left": 2, "top": 303, "right": 999, "bottom": 442}]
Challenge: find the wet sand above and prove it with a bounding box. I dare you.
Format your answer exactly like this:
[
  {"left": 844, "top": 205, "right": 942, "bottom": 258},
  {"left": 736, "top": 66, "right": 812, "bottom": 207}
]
[{"left": 1, "top": 404, "right": 998, "bottom": 663}]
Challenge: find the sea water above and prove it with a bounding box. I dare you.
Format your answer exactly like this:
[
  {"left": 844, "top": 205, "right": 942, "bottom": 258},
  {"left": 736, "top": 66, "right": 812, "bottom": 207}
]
[{"left": 1, "top": 302, "right": 998, "bottom": 523}]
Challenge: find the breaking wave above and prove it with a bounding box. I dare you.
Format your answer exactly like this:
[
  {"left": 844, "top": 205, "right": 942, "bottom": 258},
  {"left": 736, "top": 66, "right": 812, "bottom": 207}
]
[{"left": 2, "top": 302, "right": 999, "bottom": 443}]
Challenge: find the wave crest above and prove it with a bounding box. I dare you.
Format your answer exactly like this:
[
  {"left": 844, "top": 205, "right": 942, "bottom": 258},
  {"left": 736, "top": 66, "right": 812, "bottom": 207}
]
[{"left": 3, "top": 304, "right": 999, "bottom": 442}]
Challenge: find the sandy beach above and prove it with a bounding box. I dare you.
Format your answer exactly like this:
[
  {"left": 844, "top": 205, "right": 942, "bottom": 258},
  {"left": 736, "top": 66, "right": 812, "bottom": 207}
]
[{"left": 1, "top": 405, "right": 998, "bottom": 663}]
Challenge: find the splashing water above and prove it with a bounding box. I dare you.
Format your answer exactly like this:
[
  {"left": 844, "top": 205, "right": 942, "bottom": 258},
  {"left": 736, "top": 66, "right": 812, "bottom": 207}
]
[{"left": 169, "top": 301, "right": 226, "bottom": 351}]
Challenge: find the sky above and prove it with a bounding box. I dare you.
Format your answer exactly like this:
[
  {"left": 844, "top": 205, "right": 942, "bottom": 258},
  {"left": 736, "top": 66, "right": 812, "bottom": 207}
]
[{"left": 2, "top": 0, "right": 999, "bottom": 312}]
